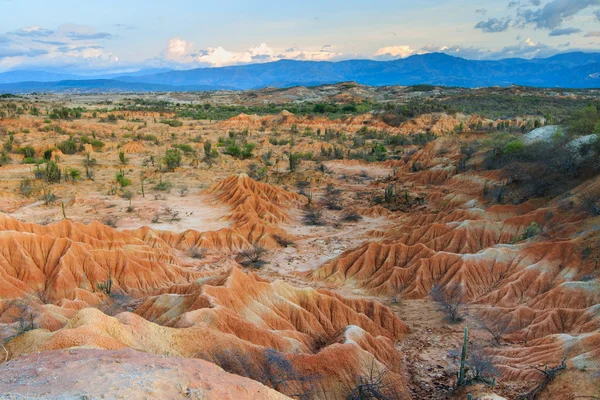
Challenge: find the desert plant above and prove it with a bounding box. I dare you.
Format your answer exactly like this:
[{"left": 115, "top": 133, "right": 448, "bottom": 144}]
[
  {"left": 103, "top": 217, "right": 117, "bottom": 228},
  {"left": 190, "top": 247, "right": 207, "bottom": 259},
  {"left": 115, "top": 170, "right": 131, "bottom": 188},
  {"left": 123, "top": 190, "right": 134, "bottom": 212},
  {"left": 162, "top": 206, "right": 180, "bottom": 221},
  {"left": 19, "top": 179, "right": 34, "bottom": 198},
  {"left": 430, "top": 283, "right": 466, "bottom": 323},
  {"left": 474, "top": 311, "right": 518, "bottom": 346},
  {"left": 97, "top": 269, "right": 113, "bottom": 295},
  {"left": 458, "top": 327, "right": 468, "bottom": 386},
  {"left": 69, "top": 168, "right": 81, "bottom": 183},
  {"left": 516, "top": 358, "right": 566, "bottom": 400},
  {"left": 342, "top": 211, "right": 363, "bottom": 222},
  {"left": 247, "top": 163, "right": 267, "bottom": 181},
  {"left": 303, "top": 208, "right": 323, "bottom": 226},
  {"left": 44, "top": 161, "right": 61, "bottom": 183},
  {"left": 349, "top": 357, "right": 402, "bottom": 400},
  {"left": 239, "top": 245, "right": 267, "bottom": 267},
  {"left": 163, "top": 149, "right": 182, "bottom": 171},
  {"left": 119, "top": 151, "right": 127, "bottom": 164},
  {"left": 512, "top": 222, "right": 541, "bottom": 243},
  {"left": 273, "top": 235, "right": 295, "bottom": 247},
  {"left": 153, "top": 175, "right": 173, "bottom": 192},
  {"left": 57, "top": 138, "right": 77, "bottom": 155},
  {"left": 40, "top": 188, "right": 57, "bottom": 205},
  {"left": 580, "top": 193, "right": 600, "bottom": 216},
  {"left": 289, "top": 152, "right": 301, "bottom": 172},
  {"left": 178, "top": 186, "right": 190, "bottom": 197}
]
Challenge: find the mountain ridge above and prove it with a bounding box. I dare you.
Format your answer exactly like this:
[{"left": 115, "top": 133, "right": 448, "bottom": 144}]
[{"left": 1, "top": 51, "right": 599, "bottom": 93}]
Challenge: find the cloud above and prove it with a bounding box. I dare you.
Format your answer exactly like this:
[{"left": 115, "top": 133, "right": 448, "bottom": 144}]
[
  {"left": 418, "top": 37, "right": 565, "bottom": 60},
  {"left": 595, "top": 10, "right": 600, "bottom": 20},
  {"left": 163, "top": 37, "right": 194, "bottom": 61},
  {"left": 12, "top": 26, "right": 54, "bottom": 37},
  {"left": 516, "top": 0, "right": 599, "bottom": 30},
  {"left": 549, "top": 27, "right": 583, "bottom": 36},
  {"left": 373, "top": 45, "right": 415, "bottom": 59},
  {"left": 475, "top": 17, "right": 512, "bottom": 33},
  {"left": 67, "top": 32, "right": 115, "bottom": 41},
  {"left": 475, "top": 9, "right": 487, "bottom": 15},
  {"left": 160, "top": 38, "right": 341, "bottom": 67},
  {"left": 0, "top": 24, "right": 119, "bottom": 72},
  {"left": 585, "top": 31, "right": 600, "bottom": 37}
]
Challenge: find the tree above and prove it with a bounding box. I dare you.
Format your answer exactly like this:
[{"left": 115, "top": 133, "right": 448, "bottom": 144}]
[
  {"left": 474, "top": 311, "right": 518, "bottom": 346},
  {"left": 430, "top": 283, "right": 466, "bottom": 322},
  {"left": 163, "top": 149, "right": 182, "bottom": 171},
  {"left": 123, "top": 190, "right": 134, "bottom": 212}
]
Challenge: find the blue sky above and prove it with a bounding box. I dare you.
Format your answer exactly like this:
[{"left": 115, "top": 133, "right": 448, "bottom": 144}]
[{"left": 0, "top": 0, "right": 599, "bottom": 73}]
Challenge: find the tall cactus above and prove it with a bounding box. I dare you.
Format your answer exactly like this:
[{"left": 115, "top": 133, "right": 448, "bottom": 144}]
[
  {"left": 458, "top": 327, "right": 469, "bottom": 386},
  {"left": 106, "top": 269, "right": 112, "bottom": 295}
]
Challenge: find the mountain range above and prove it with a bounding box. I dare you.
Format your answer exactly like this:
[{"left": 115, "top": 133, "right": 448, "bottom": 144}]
[{"left": 1, "top": 52, "right": 599, "bottom": 93}]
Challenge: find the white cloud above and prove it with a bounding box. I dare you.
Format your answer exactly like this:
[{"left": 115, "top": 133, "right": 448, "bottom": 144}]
[
  {"left": 373, "top": 45, "right": 416, "bottom": 59},
  {"left": 163, "top": 37, "right": 194, "bottom": 61},
  {"left": 160, "top": 39, "right": 341, "bottom": 67}
]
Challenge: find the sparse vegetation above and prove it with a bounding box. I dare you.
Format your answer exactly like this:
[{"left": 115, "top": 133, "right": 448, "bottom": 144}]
[
  {"left": 430, "top": 283, "right": 466, "bottom": 323},
  {"left": 239, "top": 245, "right": 268, "bottom": 267}
]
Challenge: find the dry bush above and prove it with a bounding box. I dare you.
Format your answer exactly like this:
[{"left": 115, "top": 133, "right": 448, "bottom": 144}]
[
  {"left": 239, "top": 245, "right": 268, "bottom": 267},
  {"left": 474, "top": 310, "right": 519, "bottom": 346},
  {"left": 190, "top": 247, "right": 207, "bottom": 259},
  {"left": 430, "top": 283, "right": 466, "bottom": 323},
  {"left": 273, "top": 235, "right": 295, "bottom": 247},
  {"left": 303, "top": 208, "right": 324, "bottom": 226},
  {"left": 349, "top": 358, "right": 402, "bottom": 400}
]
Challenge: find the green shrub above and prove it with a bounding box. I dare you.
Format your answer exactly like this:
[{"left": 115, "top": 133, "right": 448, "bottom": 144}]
[
  {"left": 160, "top": 119, "right": 183, "bottom": 127},
  {"left": 163, "top": 149, "right": 182, "bottom": 171},
  {"left": 503, "top": 141, "right": 525, "bottom": 155},
  {"left": 45, "top": 161, "right": 61, "bottom": 183},
  {"left": 174, "top": 143, "right": 195, "bottom": 154},
  {"left": 57, "top": 138, "right": 78, "bottom": 155}
]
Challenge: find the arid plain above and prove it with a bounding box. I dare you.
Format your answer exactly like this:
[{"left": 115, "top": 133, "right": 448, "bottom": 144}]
[{"left": 0, "top": 84, "right": 599, "bottom": 399}]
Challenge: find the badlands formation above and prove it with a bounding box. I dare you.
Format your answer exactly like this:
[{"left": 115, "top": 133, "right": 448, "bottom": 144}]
[{"left": 0, "top": 87, "right": 599, "bottom": 399}]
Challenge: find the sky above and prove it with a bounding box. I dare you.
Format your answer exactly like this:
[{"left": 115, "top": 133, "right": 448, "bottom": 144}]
[{"left": 0, "top": 0, "right": 599, "bottom": 73}]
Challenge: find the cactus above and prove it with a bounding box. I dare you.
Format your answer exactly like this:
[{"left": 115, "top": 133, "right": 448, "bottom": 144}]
[
  {"left": 61, "top": 202, "right": 66, "bottom": 219},
  {"left": 459, "top": 327, "right": 468, "bottom": 387},
  {"left": 140, "top": 174, "right": 145, "bottom": 198},
  {"left": 384, "top": 184, "right": 396, "bottom": 203},
  {"left": 97, "top": 269, "right": 113, "bottom": 295}
]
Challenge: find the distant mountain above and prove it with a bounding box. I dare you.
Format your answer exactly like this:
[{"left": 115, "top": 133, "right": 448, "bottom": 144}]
[
  {"left": 0, "top": 68, "right": 173, "bottom": 84},
  {"left": 1, "top": 52, "right": 599, "bottom": 93},
  {"left": 0, "top": 79, "right": 234, "bottom": 93},
  {"left": 117, "top": 52, "right": 600, "bottom": 89}
]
